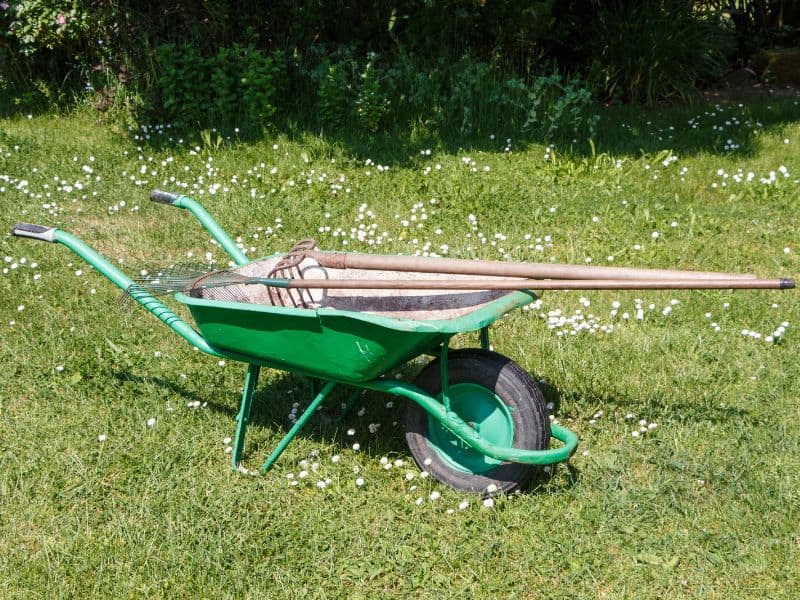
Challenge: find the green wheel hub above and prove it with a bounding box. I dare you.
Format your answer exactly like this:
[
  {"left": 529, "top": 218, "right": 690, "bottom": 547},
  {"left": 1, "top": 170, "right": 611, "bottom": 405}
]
[{"left": 427, "top": 383, "right": 515, "bottom": 475}]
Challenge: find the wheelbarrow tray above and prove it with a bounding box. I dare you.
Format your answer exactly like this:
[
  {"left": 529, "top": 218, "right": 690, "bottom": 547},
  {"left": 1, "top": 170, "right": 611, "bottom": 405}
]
[{"left": 178, "top": 288, "right": 535, "bottom": 383}]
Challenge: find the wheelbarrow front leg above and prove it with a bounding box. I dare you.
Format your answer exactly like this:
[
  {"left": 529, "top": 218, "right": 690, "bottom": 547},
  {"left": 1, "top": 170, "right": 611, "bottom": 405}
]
[
  {"left": 231, "top": 366, "right": 337, "bottom": 475},
  {"left": 231, "top": 364, "right": 261, "bottom": 473},
  {"left": 259, "top": 381, "right": 337, "bottom": 473}
]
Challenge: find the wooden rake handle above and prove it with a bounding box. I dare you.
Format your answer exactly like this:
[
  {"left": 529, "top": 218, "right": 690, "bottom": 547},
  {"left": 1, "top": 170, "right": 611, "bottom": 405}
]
[
  {"left": 308, "top": 250, "right": 760, "bottom": 281},
  {"left": 270, "top": 277, "right": 795, "bottom": 291}
]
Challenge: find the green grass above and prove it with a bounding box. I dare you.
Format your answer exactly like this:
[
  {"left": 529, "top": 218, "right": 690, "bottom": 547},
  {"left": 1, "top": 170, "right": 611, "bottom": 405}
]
[{"left": 1, "top": 97, "right": 799, "bottom": 598}]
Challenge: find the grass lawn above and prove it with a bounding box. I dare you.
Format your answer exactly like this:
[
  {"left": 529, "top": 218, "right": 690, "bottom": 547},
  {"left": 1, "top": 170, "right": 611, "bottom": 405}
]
[{"left": 1, "top": 96, "right": 799, "bottom": 597}]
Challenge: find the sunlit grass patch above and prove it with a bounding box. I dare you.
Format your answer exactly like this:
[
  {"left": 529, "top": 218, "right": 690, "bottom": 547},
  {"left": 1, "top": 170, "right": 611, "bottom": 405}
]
[{"left": 1, "top": 97, "right": 799, "bottom": 596}]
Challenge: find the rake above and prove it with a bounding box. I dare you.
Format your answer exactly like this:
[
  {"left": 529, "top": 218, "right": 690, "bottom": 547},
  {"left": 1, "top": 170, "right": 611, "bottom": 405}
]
[{"left": 122, "top": 244, "right": 794, "bottom": 308}]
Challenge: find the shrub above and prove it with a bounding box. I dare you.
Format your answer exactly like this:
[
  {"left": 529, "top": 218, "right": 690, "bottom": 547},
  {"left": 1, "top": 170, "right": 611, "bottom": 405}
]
[
  {"left": 241, "top": 48, "right": 283, "bottom": 125},
  {"left": 5, "top": 1, "right": 94, "bottom": 56},
  {"left": 303, "top": 50, "right": 599, "bottom": 140},
  {"left": 153, "top": 44, "right": 283, "bottom": 130},
  {"left": 586, "top": 0, "right": 733, "bottom": 105},
  {"left": 318, "top": 62, "right": 352, "bottom": 130},
  {"left": 1, "top": 0, "right": 114, "bottom": 109},
  {"left": 312, "top": 49, "right": 394, "bottom": 134},
  {"left": 442, "top": 59, "right": 495, "bottom": 134},
  {"left": 355, "top": 54, "right": 389, "bottom": 133},
  {"left": 155, "top": 43, "right": 206, "bottom": 126},
  {"left": 524, "top": 73, "right": 599, "bottom": 141}
]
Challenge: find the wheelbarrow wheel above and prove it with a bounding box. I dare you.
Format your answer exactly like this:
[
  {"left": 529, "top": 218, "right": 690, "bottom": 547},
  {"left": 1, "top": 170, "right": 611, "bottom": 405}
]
[{"left": 405, "top": 349, "right": 549, "bottom": 495}]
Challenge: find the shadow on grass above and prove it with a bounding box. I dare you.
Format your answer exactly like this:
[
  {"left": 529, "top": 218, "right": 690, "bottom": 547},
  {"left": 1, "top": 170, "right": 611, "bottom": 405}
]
[
  {"left": 111, "top": 367, "right": 409, "bottom": 456},
  {"left": 551, "top": 384, "right": 757, "bottom": 427},
  {"left": 127, "top": 90, "right": 800, "bottom": 168},
  {"left": 111, "top": 366, "right": 579, "bottom": 493},
  {"left": 0, "top": 99, "right": 56, "bottom": 121}
]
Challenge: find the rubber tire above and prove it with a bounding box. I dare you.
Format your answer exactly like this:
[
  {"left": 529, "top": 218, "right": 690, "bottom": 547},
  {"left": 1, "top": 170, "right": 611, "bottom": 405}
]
[{"left": 404, "top": 349, "right": 550, "bottom": 495}]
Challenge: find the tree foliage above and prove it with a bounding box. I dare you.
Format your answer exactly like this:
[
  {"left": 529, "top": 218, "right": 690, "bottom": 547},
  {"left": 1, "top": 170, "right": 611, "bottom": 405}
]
[{"left": 1, "top": 1, "right": 798, "bottom": 115}]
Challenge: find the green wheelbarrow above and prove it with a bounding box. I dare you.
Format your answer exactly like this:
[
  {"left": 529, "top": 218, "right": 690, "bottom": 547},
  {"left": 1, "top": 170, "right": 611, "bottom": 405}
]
[{"left": 11, "top": 191, "right": 578, "bottom": 494}]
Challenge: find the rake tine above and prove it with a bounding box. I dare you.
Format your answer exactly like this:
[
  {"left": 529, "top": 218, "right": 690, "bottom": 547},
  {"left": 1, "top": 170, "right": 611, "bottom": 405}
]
[
  {"left": 118, "top": 285, "right": 137, "bottom": 311},
  {"left": 118, "top": 284, "right": 160, "bottom": 311},
  {"left": 120, "top": 265, "right": 257, "bottom": 306},
  {"left": 118, "top": 282, "right": 193, "bottom": 310}
]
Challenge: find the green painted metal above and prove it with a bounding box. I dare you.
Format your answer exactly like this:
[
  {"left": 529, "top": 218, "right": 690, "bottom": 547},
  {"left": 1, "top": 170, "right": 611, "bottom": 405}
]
[
  {"left": 428, "top": 382, "right": 514, "bottom": 474},
  {"left": 232, "top": 364, "right": 260, "bottom": 472},
  {"left": 168, "top": 195, "right": 250, "bottom": 265},
  {"left": 363, "top": 379, "right": 578, "bottom": 465},
  {"left": 178, "top": 286, "right": 535, "bottom": 335},
  {"left": 339, "top": 388, "right": 366, "bottom": 420},
  {"left": 177, "top": 290, "right": 535, "bottom": 382},
  {"left": 439, "top": 338, "right": 451, "bottom": 412},
  {"left": 479, "top": 326, "right": 490, "bottom": 350},
  {"left": 52, "top": 230, "right": 221, "bottom": 356},
  {"left": 260, "top": 381, "right": 337, "bottom": 472}
]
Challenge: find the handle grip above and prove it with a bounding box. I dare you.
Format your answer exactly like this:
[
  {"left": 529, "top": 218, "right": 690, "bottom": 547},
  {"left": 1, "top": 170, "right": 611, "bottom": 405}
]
[
  {"left": 10, "top": 222, "right": 57, "bottom": 242},
  {"left": 150, "top": 189, "right": 182, "bottom": 205}
]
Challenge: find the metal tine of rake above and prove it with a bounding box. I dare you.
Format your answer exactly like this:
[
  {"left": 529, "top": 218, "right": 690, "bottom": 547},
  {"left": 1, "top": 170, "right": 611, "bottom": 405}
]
[
  {"left": 119, "top": 262, "right": 243, "bottom": 307},
  {"left": 121, "top": 279, "right": 253, "bottom": 307},
  {"left": 188, "top": 280, "right": 252, "bottom": 303},
  {"left": 120, "top": 239, "right": 320, "bottom": 308},
  {"left": 265, "top": 238, "right": 318, "bottom": 308}
]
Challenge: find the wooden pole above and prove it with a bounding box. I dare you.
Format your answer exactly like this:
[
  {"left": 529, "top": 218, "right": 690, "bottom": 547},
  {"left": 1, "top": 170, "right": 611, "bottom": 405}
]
[
  {"left": 275, "top": 277, "right": 795, "bottom": 291},
  {"left": 309, "top": 251, "right": 759, "bottom": 281}
]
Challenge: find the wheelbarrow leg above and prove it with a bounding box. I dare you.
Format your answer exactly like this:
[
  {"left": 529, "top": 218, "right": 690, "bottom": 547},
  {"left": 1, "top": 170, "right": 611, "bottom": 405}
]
[
  {"left": 480, "top": 326, "right": 490, "bottom": 350},
  {"left": 339, "top": 388, "right": 366, "bottom": 420},
  {"left": 231, "top": 364, "right": 261, "bottom": 472},
  {"left": 260, "top": 380, "right": 337, "bottom": 473}
]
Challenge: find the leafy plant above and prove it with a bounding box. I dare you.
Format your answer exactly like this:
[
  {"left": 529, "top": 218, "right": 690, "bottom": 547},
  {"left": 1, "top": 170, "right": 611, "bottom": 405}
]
[
  {"left": 241, "top": 48, "right": 283, "bottom": 126},
  {"left": 5, "top": 0, "right": 93, "bottom": 56},
  {"left": 382, "top": 59, "right": 446, "bottom": 128},
  {"left": 200, "top": 128, "right": 224, "bottom": 153},
  {"left": 153, "top": 43, "right": 283, "bottom": 130},
  {"left": 355, "top": 54, "right": 389, "bottom": 133},
  {"left": 445, "top": 59, "right": 494, "bottom": 134},
  {"left": 209, "top": 46, "right": 239, "bottom": 123},
  {"left": 318, "top": 62, "right": 352, "bottom": 130},
  {"left": 524, "top": 73, "right": 599, "bottom": 141},
  {"left": 155, "top": 43, "right": 208, "bottom": 126},
  {"left": 587, "top": 0, "right": 732, "bottom": 105}
]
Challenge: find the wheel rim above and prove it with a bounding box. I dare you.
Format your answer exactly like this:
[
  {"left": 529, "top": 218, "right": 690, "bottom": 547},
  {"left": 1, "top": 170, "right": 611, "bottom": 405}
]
[{"left": 426, "top": 383, "right": 515, "bottom": 475}]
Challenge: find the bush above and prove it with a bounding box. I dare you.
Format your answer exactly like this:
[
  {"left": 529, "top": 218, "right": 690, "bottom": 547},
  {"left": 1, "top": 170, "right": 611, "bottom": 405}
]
[
  {"left": 318, "top": 63, "right": 351, "bottom": 129},
  {"left": 153, "top": 44, "right": 283, "bottom": 130},
  {"left": 355, "top": 54, "right": 389, "bottom": 133},
  {"left": 0, "top": 0, "right": 754, "bottom": 125},
  {"left": 1, "top": 1, "right": 111, "bottom": 109},
  {"left": 299, "top": 49, "right": 599, "bottom": 141},
  {"left": 4, "top": 1, "right": 95, "bottom": 57},
  {"left": 313, "top": 49, "right": 392, "bottom": 134},
  {"left": 586, "top": 0, "right": 733, "bottom": 105},
  {"left": 524, "top": 73, "right": 599, "bottom": 141}
]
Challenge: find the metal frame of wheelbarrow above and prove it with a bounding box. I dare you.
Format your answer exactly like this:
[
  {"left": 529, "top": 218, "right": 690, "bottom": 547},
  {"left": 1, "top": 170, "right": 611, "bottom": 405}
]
[{"left": 11, "top": 193, "right": 578, "bottom": 475}]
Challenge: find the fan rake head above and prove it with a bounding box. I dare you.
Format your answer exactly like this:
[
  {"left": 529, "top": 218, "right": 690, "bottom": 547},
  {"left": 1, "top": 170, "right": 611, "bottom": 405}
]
[
  {"left": 119, "top": 262, "right": 250, "bottom": 307},
  {"left": 120, "top": 238, "right": 321, "bottom": 307}
]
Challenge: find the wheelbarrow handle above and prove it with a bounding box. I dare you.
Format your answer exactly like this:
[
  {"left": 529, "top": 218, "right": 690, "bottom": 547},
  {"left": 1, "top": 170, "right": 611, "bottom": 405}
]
[
  {"left": 149, "top": 189, "right": 249, "bottom": 266},
  {"left": 11, "top": 222, "right": 223, "bottom": 357},
  {"left": 10, "top": 222, "right": 57, "bottom": 242},
  {"left": 150, "top": 189, "right": 182, "bottom": 205}
]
